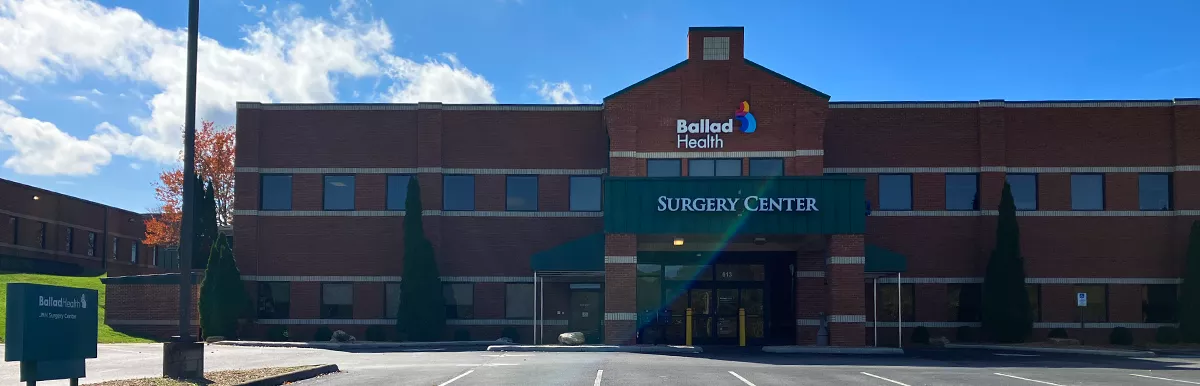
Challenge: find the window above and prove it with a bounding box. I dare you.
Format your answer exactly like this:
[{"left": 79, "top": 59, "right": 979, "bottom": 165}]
[
  {"left": 10, "top": 217, "right": 18, "bottom": 245},
  {"left": 257, "top": 282, "right": 290, "bottom": 319},
  {"left": 1074, "top": 285, "right": 1107, "bottom": 322},
  {"left": 1070, "top": 174, "right": 1104, "bottom": 210},
  {"left": 131, "top": 243, "right": 138, "bottom": 263},
  {"left": 947, "top": 284, "right": 982, "bottom": 322},
  {"left": 878, "top": 174, "right": 913, "bottom": 210},
  {"left": 874, "top": 284, "right": 915, "bottom": 322},
  {"left": 506, "top": 176, "right": 538, "bottom": 211},
  {"left": 112, "top": 237, "right": 119, "bottom": 260},
  {"left": 322, "top": 175, "right": 355, "bottom": 210},
  {"left": 647, "top": 159, "right": 682, "bottom": 177},
  {"left": 636, "top": 264, "right": 663, "bottom": 323},
  {"left": 1139, "top": 174, "right": 1172, "bottom": 210},
  {"left": 569, "top": 176, "right": 602, "bottom": 211},
  {"left": 260, "top": 175, "right": 293, "bottom": 211},
  {"left": 505, "top": 284, "right": 535, "bottom": 319},
  {"left": 1006, "top": 174, "right": 1038, "bottom": 210},
  {"left": 1143, "top": 284, "right": 1178, "bottom": 323},
  {"left": 701, "top": 36, "right": 730, "bottom": 60},
  {"left": 443, "top": 175, "right": 475, "bottom": 211},
  {"left": 321, "top": 283, "right": 353, "bottom": 319},
  {"left": 385, "top": 283, "right": 402, "bottom": 319},
  {"left": 688, "top": 159, "right": 741, "bottom": 177},
  {"left": 65, "top": 227, "right": 73, "bottom": 253},
  {"left": 386, "top": 175, "right": 412, "bottom": 210},
  {"left": 945, "top": 174, "right": 979, "bottom": 210},
  {"left": 1027, "top": 284, "right": 1041, "bottom": 322},
  {"left": 444, "top": 283, "right": 474, "bottom": 319},
  {"left": 87, "top": 232, "right": 96, "bottom": 257},
  {"left": 37, "top": 222, "right": 46, "bottom": 249},
  {"left": 748, "top": 158, "right": 784, "bottom": 177},
  {"left": 152, "top": 246, "right": 159, "bottom": 267}
]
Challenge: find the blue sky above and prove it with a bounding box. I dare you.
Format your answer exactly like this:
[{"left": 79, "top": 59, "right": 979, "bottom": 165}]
[{"left": 0, "top": 0, "right": 1196, "bottom": 213}]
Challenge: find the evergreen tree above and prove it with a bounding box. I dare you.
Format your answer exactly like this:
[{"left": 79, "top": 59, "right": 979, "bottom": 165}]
[
  {"left": 981, "top": 182, "right": 1033, "bottom": 342},
  {"left": 396, "top": 178, "right": 446, "bottom": 341},
  {"left": 199, "top": 234, "right": 247, "bottom": 339},
  {"left": 1179, "top": 221, "right": 1200, "bottom": 342}
]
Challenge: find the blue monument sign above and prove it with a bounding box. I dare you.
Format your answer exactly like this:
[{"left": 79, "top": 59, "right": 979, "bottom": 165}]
[{"left": 5, "top": 283, "right": 99, "bottom": 383}]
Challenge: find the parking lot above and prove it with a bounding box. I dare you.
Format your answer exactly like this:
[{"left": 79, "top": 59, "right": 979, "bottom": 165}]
[{"left": 5, "top": 344, "right": 1200, "bottom": 385}]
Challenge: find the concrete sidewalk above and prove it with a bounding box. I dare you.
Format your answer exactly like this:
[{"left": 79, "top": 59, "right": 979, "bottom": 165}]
[
  {"left": 486, "top": 344, "right": 702, "bottom": 353},
  {"left": 945, "top": 343, "right": 1157, "bottom": 357},
  {"left": 762, "top": 346, "right": 904, "bottom": 355},
  {"left": 214, "top": 339, "right": 509, "bottom": 350}
]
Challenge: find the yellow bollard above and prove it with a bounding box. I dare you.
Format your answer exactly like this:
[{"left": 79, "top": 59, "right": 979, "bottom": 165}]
[
  {"left": 685, "top": 308, "right": 693, "bottom": 346},
  {"left": 739, "top": 308, "right": 746, "bottom": 347}
]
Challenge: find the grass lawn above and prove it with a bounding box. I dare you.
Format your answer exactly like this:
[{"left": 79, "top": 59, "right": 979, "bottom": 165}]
[{"left": 0, "top": 271, "right": 157, "bottom": 343}]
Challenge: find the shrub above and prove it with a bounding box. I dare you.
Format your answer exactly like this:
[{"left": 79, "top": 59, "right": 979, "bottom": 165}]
[
  {"left": 1157, "top": 326, "right": 1181, "bottom": 344},
  {"left": 910, "top": 326, "right": 930, "bottom": 344},
  {"left": 314, "top": 326, "right": 334, "bottom": 342},
  {"left": 1048, "top": 328, "right": 1069, "bottom": 339},
  {"left": 266, "top": 326, "right": 289, "bottom": 342},
  {"left": 366, "top": 325, "right": 387, "bottom": 342},
  {"left": 955, "top": 326, "right": 976, "bottom": 342},
  {"left": 454, "top": 329, "right": 472, "bottom": 341},
  {"left": 1109, "top": 327, "right": 1133, "bottom": 345},
  {"left": 501, "top": 327, "right": 520, "bottom": 344}
]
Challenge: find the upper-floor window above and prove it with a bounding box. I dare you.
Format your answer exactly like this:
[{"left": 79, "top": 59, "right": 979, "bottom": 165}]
[
  {"left": 1070, "top": 174, "right": 1104, "bottom": 210},
  {"left": 506, "top": 175, "right": 538, "bottom": 211},
  {"left": 878, "top": 174, "right": 913, "bottom": 210},
  {"left": 260, "top": 174, "right": 293, "bottom": 211},
  {"left": 748, "top": 158, "right": 784, "bottom": 177},
  {"left": 386, "top": 175, "right": 412, "bottom": 210},
  {"left": 65, "top": 227, "right": 74, "bottom": 253},
  {"left": 10, "top": 216, "right": 18, "bottom": 245},
  {"left": 37, "top": 221, "right": 46, "bottom": 249},
  {"left": 1006, "top": 174, "right": 1038, "bottom": 211},
  {"left": 570, "top": 176, "right": 602, "bottom": 212},
  {"left": 87, "top": 232, "right": 96, "bottom": 257},
  {"left": 131, "top": 243, "right": 138, "bottom": 263},
  {"left": 321, "top": 283, "right": 353, "bottom": 319},
  {"left": 688, "top": 159, "right": 741, "bottom": 177},
  {"left": 112, "top": 237, "right": 119, "bottom": 260},
  {"left": 1139, "top": 173, "right": 1172, "bottom": 211},
  {"left": 945, "top": 174, "right": 979, "bottom": 211},
  {"left": 443, "top": 175, "right": 475, "bottom": 211},
  {"left": 647, "top": 159, "right": 682, "bottom": 177},
  {"left": 323, "top": 175, "right": 356, "bottom": 210},
  {"left": 702, "top": 36, "right": 730, "bottom": 60}
]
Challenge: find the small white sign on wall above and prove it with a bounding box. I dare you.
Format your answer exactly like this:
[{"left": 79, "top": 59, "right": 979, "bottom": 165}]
[{"left": 1077, "top": 292, "right": 1088, "bottom": 307}]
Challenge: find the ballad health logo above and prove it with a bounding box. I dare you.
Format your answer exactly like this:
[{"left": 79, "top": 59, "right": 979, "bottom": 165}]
[
  {"left": 676, "top": 101, "right": 757, "bottom": 149},
  {"left": 39, "top": 294, "right": 87, "bottom": 309}
]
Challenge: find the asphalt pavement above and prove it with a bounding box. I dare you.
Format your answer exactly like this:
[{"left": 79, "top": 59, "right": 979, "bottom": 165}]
[{"left": 5, "top": 344, "right": 1200, "bottom": 385}]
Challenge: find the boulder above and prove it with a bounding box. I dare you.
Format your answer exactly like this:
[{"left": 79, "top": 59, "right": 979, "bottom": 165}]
[
  {"left": 204, "top": 336, "right": 225, "bottom": 343},
  {"left": 1048, "top": 337, "right": 1080, "bottom": 346},
  {"left": 930, "top": 336, "right": 950, "bottom": 347},
  {"left": 558, "top": 332, "right": 586, "bottom": 345},
  {"left": 331, "top": 330, "right": 357, "bottom": 343}
]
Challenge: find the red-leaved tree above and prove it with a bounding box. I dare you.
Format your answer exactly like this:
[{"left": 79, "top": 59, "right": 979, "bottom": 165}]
[{"left": 144, "top": 121, "right": 235, "bottom": 246}]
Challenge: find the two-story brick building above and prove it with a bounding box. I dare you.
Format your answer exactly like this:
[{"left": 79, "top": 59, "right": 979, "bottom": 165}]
[{"left": 229, "top": 26, "right": 1199, "bottom": 346}]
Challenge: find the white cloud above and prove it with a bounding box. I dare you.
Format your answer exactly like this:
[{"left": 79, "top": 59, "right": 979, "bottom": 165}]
[
  {"left": 7, "top": 87, "right": 23, "bottom": 101},
  {"left": 129, "top": 162, "right": 140, "bottom": 170},
  {"left": 0, "top": 0, "right": 498, "bottom": 175},
  {"left": 240, "top": 1, "right": 267, "bottom": 16},
  {"left": 90, "top": 88, "right": 103, "bottom": 95},
  {"left": 532, "top": 80, "right": 588, "bottom": 104},
  {"left": 0, "top": 100, "right": 111, "bottom": 175},
  {"left": 68, "top": 94, "right": 99, "bottom": 108}
]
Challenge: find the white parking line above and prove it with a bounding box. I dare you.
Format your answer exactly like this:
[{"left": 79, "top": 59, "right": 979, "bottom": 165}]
[
  {"left": 728, "top": 371, "right": 757, "bottom": 386},
  {"left": 594, "top": 370, "right": 603, "bottom": 386},
  {"left": 1131, "top": 374, "right": 1200, "bottom": 384},
  {"left": 438, "top": 370, "right": 474, "bottom": 386},
  {"left": 861, "top": 372, "right": 911, "bottom": 386},
  {"left": 993, "top": 353, "right": 1040, "bottom": 357},
  {"left": 994, "top": 373, "right": 1065, "bottom": 385}
]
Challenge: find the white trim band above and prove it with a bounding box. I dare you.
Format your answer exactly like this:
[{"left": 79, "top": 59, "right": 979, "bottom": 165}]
[
  {"left": 876, "top": 277, "right": 1181, "bottom": 284},
  {"left": 253, "top": 319, "right": 566, "bottom": 326},
  {"left": 829, "top": 315, "right": 866, "bottom": 323},
  {"left": 827, "top": 256, "right": 865, "bottom": 265},
  {"left": 604, "top": 256, "right": 637, "bottom": 264},
  {"left": 237, "top": 167, "right": 607, "bottom": 175},
  {"left": 604, "top": 312, "right": 638, "bottom": 321},
  {"left": 826, "top": 166, "right": 1198, "bottom": 173},
  {"left": 237, "top": 102, "right": 604, "bottom": 111},
  {"left": 233, "top": 210, "right": 604, "bottom": 218},
  {"left": 241, "top": 275, "right": 538, "bottom": 283},
  {"left": 796, "top": 271, "right": 826, "bottom": 278},
  {"left": 609, "top": 150, "right": 822, "bottom": 158},
  {"left": 1033, "top": 322, "right": 1176, "bottom": 329},
  {"left": 447, "top": 319, "right": 567, "bottom": 326},
  {"left": 867, "top": 322, "right": 981, "bottom": 328},
  {"left": 829, "top": 100, "right": 1183, "bottom": 109},
  {"left": 872, "top": 210, "right": 1200, "bottom": 217},
  {"left": 797, "top": 319, "right": 821, "bottom": 326},
  {"left": 106, "top": 320, "right": 200, "bottom": 326}
]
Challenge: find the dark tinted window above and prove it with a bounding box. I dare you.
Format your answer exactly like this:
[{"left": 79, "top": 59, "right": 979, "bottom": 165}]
[
  {"left": 688, "top": 159, "right": 741, "bottom": 176},
  {"left": 257, "top": 282, "right": 290, "bottom": 319},
  {"left": 385, "top": 283, "right": 402, "bottom": 319},
  {"left": 873, "top": 283, "right": 914, "bottom": 322},
  {"left": 647, "top": 159, "right": 682, "bottom": 177},
  {"left": 948, "top": 283, "right": 982, "bottom": 322},
  {"left": 1144, "top": 284, "right": 1178, "bottom": 323},
  {"left": 386, "top": 175, "right": 411, "bottom": 210},
  {"left": 570, "top": 176, "right": 602, "bottom": 211},
  {"left": 444, "top": 283, "right": 474, "bottom": 319},
  {"left": 323, "top": 175, "right": 355, "bottom": 210},
  {"left": 261, "top": 175, "right": 293, "bottom": 210},
  {"left": 945, "top": 174, "right": 979, "bottom": 210},
  {"left": 878, "top": 174, "right": 912, "bottom": 210},
  {"left": 1139, "top": 174, "right": 1172, "bottom": 210},
  {"left": 321, "top": 283, "right": 353, "bottom": 319},
  {"left": 1075, "top": 284, "right": 1107, "bottom": 322},
  {"left": 1006, "top": 174, "right": 1038, "bottom": 210},
  {"left": 443, "top": 175, "right": 475, "bottom": 210},
  {"left": 506, "top": 176, "right": 538, "bottom": 211},
  {"left": 748, "top": 158, "right": 784, "bottom": 176},
  {"left": 1070, "top": 174, "right": 1104, "bottom": 210},
  {"left": 1027, "top": 284, "right": 1041, "bottom": 322},
  {"left": 506, "top": 284, "right": 535, "bottom": 318}
]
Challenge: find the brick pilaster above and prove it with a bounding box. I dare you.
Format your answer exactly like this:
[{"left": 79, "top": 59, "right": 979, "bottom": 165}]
[
  {"left": 827, "top": 234, "right": 866, "bottom": 346},
  {"left": 603, "top": 233, "right": 637, "bottom": 344},
  {"left": 795, "top": 250, "right": 825, "bottom": 344}
]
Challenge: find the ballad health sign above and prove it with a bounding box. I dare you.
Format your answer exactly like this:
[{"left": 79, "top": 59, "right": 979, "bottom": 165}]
[
  {"left": 675, "top": 101, "right": 757, "bottom": 149},
  {"left": 5, "top": 283, "right": 99, "bottom": 383}
]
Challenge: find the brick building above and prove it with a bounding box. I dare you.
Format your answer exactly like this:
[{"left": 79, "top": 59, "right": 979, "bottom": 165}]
[{"left": 224, "top": 26, "right": 1198, "bottom": 346}]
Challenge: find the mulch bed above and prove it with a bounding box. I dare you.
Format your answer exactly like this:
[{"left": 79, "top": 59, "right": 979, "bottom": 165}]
[{"left": 84, "top": 365, "right": 319, "bottom": 386}]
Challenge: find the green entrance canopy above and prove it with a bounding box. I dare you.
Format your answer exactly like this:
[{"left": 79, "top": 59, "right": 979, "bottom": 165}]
[
  {"left": 530, "top": 233, "right": 605, "bottom": 272},
  {"left": 865, "top": 244, "right": 908, "bottom": 273}
]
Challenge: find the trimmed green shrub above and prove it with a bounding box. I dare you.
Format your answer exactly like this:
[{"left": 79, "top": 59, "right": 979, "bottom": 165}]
[
  {"left": 1109, "top": 327, "right": 1133, "bottom": 345},
  {"left": 1156, "top": 326, "right": 1181, "bottom": 344},
  {"left": 314, "top": 326, "right": 334, "bottom": 342},
  {"left": 956, "top": 326, "right": 976, "bottom": 342},
  {"left": 454, "top": 329, "right": 472, "bottom": 341},
  {"left": 266, "top": 326, "right": 289, "bottom": 342},
  {"left": 1048, "top": 328, "right": 1069, "bottom": 339},
  {"left": 501, "top": 327, "right": 521, "bottom": 343},
  {"left": 910, "top": 326, "right": 930, "bottom": 344},
  {"left": 366, "top": 325, "right": 387, "bottom": 342}
]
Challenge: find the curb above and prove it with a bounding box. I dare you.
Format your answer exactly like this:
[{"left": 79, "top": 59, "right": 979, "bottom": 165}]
[
  {"left": 214, "top": 340, "right": 508, "bottom": 349},
  {"left": 233, "top": 364, "right": 340, "bottom": 386},
  {"left": 487, "top": 345, "right": 702, "bottom": 354},
  {"left": 944, "top": 343, "right": 1157, "bottom": 357},
  {"left": 762, "top": 346, "right": 904, "bottom": 355}
]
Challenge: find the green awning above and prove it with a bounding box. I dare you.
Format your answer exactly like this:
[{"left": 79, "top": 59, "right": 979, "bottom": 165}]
[
  {"left": 865, "top": 244, "right": 908, "bottom": 273},
  {"left": 530, "top": 233, "right": 604, "bottom": 272}
]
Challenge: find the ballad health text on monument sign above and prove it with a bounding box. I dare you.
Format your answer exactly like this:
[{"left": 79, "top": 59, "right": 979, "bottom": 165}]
[{"left": 5, "top": 283, "right": 99, "bottom": 382}]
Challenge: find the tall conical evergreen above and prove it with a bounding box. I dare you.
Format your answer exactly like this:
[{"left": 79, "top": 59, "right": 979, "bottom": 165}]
[
  {"left": 981, "top": 182, "right": 1033, "bottom": 342},
  {"left": 199, "top": 234, "right": 247, "bottom": 339},
  {"left": 1179, "top": 221, "right": 1200, "bottom": 342},
  {"left": 397, "top": 178, "right": 446, "bottom": 341}
]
